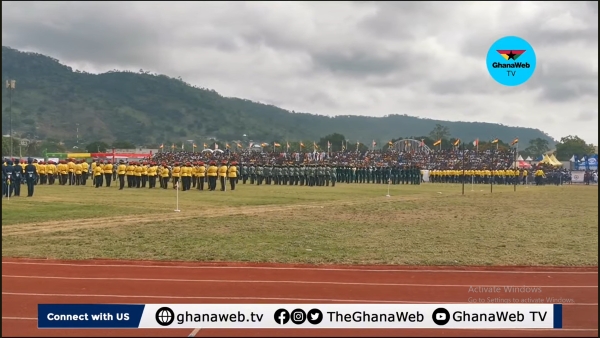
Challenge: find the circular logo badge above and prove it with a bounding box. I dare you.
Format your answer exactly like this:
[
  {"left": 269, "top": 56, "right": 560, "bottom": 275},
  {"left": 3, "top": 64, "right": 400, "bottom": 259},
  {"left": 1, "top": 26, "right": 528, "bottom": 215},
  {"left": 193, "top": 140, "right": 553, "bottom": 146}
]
[{"left": 486, "top": 36, "right": 536, "bottom": 86}]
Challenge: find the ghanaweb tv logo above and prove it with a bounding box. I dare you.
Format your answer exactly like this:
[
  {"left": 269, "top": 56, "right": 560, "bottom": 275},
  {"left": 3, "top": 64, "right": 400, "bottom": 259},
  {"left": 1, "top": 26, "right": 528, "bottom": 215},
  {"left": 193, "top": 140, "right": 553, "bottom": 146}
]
[{"left": 486, "top": 36, "right": 536, "bottom": 87}]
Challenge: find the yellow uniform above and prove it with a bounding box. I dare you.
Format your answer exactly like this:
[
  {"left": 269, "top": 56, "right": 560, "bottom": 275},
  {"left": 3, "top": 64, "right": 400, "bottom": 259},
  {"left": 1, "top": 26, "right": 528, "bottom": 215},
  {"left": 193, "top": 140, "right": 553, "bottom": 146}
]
[
  {"left": 207, "top": 164, "right": 218, "bottom": 191},
  {"left": 227, "top": 164, "right": 238, "bottom": 191},
  {"left": 117, "top": 163, "right": 127, "bottom": 190},
  {"left": 180, "top": 165, "right": 192, "bottom": 191},
  {"left": 148, "top": 164, "right": 158, "bottom": 189},
  {"left": 93, "top": 163, "right": 104, "bottom": 188}
]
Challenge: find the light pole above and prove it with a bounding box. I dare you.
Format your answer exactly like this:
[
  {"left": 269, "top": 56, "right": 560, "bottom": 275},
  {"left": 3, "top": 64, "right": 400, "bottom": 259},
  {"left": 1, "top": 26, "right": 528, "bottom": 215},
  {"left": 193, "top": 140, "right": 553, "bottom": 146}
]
[
  {"left": 76, "top": 123, "right": 79, "bottom": 145},
  {"left": 6, "top": 79, "right": 16, "bottom": 158}
]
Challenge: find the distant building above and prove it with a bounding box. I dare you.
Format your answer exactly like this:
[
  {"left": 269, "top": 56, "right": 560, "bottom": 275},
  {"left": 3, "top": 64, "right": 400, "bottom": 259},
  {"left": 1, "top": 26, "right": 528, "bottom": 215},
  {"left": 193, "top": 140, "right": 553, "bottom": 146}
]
[{"left": 594, "top": 146, "right": 598, "bottom": 154}]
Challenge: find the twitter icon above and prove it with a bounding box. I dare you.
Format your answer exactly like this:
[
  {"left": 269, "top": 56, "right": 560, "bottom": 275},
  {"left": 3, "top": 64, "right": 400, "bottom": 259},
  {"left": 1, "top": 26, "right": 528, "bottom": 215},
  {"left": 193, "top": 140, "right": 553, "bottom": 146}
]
[{"left": 307, "top": 309, "right": 323, "bottom": 325}]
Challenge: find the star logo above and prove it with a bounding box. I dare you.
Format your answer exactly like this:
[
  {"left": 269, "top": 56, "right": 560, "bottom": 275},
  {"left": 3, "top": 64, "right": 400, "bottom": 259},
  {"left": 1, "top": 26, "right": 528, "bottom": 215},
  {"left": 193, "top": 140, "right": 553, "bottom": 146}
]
[{"left": 497, "top": 50, "right": 525, "bottom": 61}]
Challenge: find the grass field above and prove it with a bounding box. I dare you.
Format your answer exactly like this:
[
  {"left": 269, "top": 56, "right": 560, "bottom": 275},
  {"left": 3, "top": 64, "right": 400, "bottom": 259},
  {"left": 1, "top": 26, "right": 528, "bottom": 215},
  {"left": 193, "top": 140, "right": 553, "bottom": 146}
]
[{"left": 2, "top": 182, "right": 598, "bottom": 266}]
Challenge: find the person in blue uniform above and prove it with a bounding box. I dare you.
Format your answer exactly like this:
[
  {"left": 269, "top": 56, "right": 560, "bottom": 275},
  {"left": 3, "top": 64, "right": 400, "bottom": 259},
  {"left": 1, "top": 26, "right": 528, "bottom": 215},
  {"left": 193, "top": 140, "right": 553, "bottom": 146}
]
[
  {"left": 3, "top": 159, "right": 18, "bottom": 197},
  {"left": 12, "top": 160, "right": 23, "bottom": 197},
  {"left": 25, "top": 158, "right": 38, "bottom": 197}
]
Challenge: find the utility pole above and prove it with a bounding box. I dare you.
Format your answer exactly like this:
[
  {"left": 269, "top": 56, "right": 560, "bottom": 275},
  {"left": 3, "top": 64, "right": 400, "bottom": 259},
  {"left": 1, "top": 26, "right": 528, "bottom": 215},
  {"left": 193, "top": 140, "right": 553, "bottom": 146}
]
[{"left": 6, "top": 79, "right": 16, "bottom": 158}]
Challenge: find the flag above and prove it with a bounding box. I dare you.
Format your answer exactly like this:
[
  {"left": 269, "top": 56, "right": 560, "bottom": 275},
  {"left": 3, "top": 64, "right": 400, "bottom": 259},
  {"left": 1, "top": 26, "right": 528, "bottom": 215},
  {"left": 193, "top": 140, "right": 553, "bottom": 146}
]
[
  {"left": 327, "top": 141, "right": 331, "bottom": 149},
  {"left": 215, "top": 143, "right": 219, "bottom": 150},
  {"left": 300, "top": 142, "right": 305, "bottom": 148},
  {"left": 193, "top": 143, "right": 197, "bottom": 148},
  {"left": 341, "top": 141, "right": 345, "bottom": 151},
  {"left": 181, "top": 143, "right": 184, "bottom": 150},
  {"left": 372, "top": 140, "right": 377, "bottom": 147},
  {"left": 261, "top": 143, "right": 268, "bottom": 147},
  {"left": 420, "top": 139, "right": 425, "bottom": 147},
  {"left": 274, "top": 142, "right": 281, "bottom": 147},
  {"left": 454, "top": 139, "right": 460, "bottom": 146},
  {"left": 159, "top": 144, "right": 164, "bottom": 149},
  {"left": 433, "top": 139, "right": 441, "bottom": 146},
  {"left": 171, "top": 144, "right": 175, "bottom": 150},
  {"left": 313, "top": 142, "right": 318, "bottom": 149},
  {"left": 203, "top": 143, "right": 207, "bottom": 148},
  {"left": 286, "top": 142, "right": 290, "bottom": 151},
  {"left": 226, "top": 143, "right": 230, "bottom": 149},
  {"left": 511, "top": 138, "right": 519, "bottom": 146},
  {"left": 473, "top": 139, "right": 479, "bottom": 147},
  {"left": 388, "top": 141, "right": 393, "bottom": 146},
  {"left": 491, "top": 139, "right": 499, "bottom": 144},
  {"left": 237, "top": 142, "right": 242, "bottom": 148}
]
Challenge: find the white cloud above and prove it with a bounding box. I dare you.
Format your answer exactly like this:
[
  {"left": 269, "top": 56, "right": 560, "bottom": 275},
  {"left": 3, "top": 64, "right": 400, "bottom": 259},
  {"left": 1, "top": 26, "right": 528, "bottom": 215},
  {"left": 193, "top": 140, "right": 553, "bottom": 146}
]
[{"left": 2, "top": 1, "right": 598, "bottom": 144}]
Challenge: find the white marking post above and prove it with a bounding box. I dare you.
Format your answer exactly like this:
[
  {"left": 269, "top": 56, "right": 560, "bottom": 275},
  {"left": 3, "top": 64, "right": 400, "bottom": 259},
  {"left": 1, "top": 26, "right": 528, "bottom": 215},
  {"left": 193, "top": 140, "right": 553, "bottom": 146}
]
[
  {"left": 386, "top": 179, "right": 391, "bottom": 197},
  {"left": 174, "top": 180, "right": 180, "bottom": 212}
]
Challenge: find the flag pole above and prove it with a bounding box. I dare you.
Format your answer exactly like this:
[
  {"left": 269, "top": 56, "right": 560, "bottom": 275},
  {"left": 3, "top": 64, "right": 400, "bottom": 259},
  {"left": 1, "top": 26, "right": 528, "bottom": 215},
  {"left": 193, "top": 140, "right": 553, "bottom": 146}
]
[
  {"left": 490, "top": 145, "right": 494, "bottom": 194},
  {"left": 514, "top": 139, "right": 518, "bottom": 192},
  {"left": 462, "top": 142, "right": 465, "bottom": 195}
]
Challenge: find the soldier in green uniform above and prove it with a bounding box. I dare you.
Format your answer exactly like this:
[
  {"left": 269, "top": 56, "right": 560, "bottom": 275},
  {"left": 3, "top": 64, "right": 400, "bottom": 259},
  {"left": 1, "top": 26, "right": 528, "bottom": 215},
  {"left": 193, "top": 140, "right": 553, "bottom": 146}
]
[
  {"left": 256, "top": 164, "right": 263, "bottom": 185},
  {"left": 241, "top": 163, "right": 248, "bottom": 184},
  {"left": 249, "top": 164, "right": 256, "bottom": 184},
  {"left": 264, "top": 164, "right": 272, "bottom": 185},
  {"left": 299, "top": 165, "right": 305, "bottom": 186},
  {"left": 324, "top": 165, "right": 330, "bottom": 186},
  {"left": 281, "top": 164, "right": 288, "bottom": 185},
  {"left": 292, "top": 165, "right": 299, "bottom": 185},
  {"left": 329, "top": 164, "right": 337, "bottom": 187},
  {"left": 382, "top": 165, "right": 389, "bottom": 184},
  {"left": 360, "top": 166, "right": 367, "bottom": 183}
]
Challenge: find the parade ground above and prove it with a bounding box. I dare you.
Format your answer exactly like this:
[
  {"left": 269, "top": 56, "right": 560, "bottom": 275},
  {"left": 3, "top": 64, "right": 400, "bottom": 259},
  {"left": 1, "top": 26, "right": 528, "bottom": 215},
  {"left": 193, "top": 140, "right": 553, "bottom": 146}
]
[{"left": 2, "top": 183, "right": 598, "bottom": 336}]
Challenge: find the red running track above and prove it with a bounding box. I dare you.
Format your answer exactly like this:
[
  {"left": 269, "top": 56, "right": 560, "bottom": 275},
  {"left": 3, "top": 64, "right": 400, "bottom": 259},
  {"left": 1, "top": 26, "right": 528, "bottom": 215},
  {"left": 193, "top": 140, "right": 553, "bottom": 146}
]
[{"left": 2, "top": 258, "right": 598, "bottom": 337}]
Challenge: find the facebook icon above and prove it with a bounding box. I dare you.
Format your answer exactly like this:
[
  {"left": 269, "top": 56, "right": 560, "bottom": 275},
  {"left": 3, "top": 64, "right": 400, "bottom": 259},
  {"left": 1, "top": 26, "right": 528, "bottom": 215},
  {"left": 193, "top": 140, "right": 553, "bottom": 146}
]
[{"left": 274, "top": 309, "right": 290, "bottom": 325}]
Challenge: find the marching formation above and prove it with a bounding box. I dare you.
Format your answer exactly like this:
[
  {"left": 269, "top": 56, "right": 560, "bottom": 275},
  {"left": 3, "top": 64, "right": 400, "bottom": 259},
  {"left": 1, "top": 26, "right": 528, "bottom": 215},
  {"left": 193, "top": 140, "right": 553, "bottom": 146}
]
[{"left": 2, "top": 152, "right": 575, "bottom": 198}]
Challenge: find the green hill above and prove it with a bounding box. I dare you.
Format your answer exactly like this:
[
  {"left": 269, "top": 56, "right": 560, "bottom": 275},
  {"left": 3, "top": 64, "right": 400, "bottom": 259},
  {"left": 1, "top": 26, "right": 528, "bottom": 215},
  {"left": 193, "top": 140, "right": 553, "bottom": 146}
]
[{"left": 1, "top": 46, "right": 555, "bottom": 146}]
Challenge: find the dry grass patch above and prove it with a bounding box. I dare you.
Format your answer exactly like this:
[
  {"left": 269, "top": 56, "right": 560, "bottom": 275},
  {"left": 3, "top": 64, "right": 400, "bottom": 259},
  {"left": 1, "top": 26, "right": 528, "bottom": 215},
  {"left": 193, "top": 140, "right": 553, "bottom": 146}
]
[{"left": 2, "top": 183, "right": 597, "bottom": 266}]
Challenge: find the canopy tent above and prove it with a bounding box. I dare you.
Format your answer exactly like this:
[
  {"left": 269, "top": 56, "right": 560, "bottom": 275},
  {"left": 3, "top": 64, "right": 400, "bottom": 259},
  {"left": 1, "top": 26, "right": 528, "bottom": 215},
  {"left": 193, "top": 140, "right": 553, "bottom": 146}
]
[
  {"left": 202, "top": 149, "right": 213, "bottom": 153},
  {"left": 517, "top": 160, "right": 532, "bottom": 169},
  {"left": 539, "top": 154, "right": 561, "bottom": 166},
  {"left": 213, "top": 149, "right": 224, "bottom": 153},
  {"left": 517, "top": 155, "right": 524, "bottom": 161},
  {"left": 549, "top": 154, "right": 562, "bottom": 166},
  {"left": 525, "top": 156, "right": 533, "bottom": 161}
]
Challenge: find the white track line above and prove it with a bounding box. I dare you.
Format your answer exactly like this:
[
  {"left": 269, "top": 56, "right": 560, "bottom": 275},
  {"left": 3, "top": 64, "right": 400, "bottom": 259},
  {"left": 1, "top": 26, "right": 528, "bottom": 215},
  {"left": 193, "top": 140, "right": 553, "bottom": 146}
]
[
  {"left": 2, "top": 261, "right": 597, "bottom": 274},
  {"left": 3, "top": 292, "right": 597, "bottom": 306},
  {"left": 2, "top": 274, "right": 597, "bottom": 288},
  {"left": 0, "top": 317, "right": 597, "bottom": 332}
]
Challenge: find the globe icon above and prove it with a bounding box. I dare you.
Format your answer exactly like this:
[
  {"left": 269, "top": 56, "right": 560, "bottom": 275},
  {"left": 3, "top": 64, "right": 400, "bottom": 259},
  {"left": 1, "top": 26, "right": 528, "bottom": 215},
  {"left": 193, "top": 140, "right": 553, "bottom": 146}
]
[{"left": 155, "top": 307, "right": 174, "bottom": 326}]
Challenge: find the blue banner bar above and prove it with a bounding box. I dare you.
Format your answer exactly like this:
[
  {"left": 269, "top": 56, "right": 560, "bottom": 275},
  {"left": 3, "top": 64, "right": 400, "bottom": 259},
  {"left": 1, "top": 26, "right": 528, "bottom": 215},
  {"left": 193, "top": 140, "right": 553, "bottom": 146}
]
[
  {"left": 553, "top": 304, "right": 562, "bottom": 329},
  {"left": 38, "top": 304, "right": 145, "bottom": 328}
]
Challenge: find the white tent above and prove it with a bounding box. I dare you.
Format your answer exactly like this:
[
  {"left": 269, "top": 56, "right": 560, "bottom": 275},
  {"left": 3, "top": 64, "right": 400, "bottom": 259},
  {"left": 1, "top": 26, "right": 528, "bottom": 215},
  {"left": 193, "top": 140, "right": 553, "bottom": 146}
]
[
  {"left": 213, "top": 149, "right": 224, "bottom": 153},
  {"left": 525, "top": 156, "right": 533, "bottom": 161},
  {"left": 517, "top": 155, "right": 524, "bottom": 161},
  {"left": 202, "top": 149, "right": 213, "bottom": 153}
]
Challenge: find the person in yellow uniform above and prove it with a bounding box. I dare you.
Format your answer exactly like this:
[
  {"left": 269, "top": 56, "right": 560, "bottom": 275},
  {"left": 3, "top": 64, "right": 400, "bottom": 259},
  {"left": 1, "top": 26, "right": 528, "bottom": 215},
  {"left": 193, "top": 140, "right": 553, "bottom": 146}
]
[
  {"left": 81, "top": 160, "right": 89, "bottom": 185},
  {"left": 74, "top": 160, "right": 83, "bottom": 186},
  {"left": 66, "top": 158, "right": 76, "bottom": 185},
  {"left": 171, "top": 162, "right": 181, "bottom": 189},
  {"left": 38, "top": 161, "right": 47, "bottom": 185},
  {"left": 47, "top": 161, "right": 57, "bottom": 185},
  {"left": 534, "top": 168, "right": 545, "bottom": 186},
  {"left": 134, "top": 161, "right": 143, "bottom": 188},
  {"left": 197, "top": 161, "right": 206, "bottom": 191},
  {"left": 160, "top": 163, "right": 170, "bottom": 189},
  {"left": 103, "top": 160, "right": 113, "bottom": 187},
  {"left": 141, "top": 162, "right": 149, "bottom": 188},
  {"left": 125, "top": 161, "right": 135, "bottom": 188},
  {"left": 147, "top": 162, "right": 158, "bottom": 189},
  {"left": 207, "top": 161, "right": 218, "bottom": 191},
  {"left": 191, "top": 163, "right": 198, "bottom": 189},
  {"left": 180, "top": 162, "right": 192, "bottom": 191},
  {"left": 218, "top": 160, "right": 228, "bottom": 191},
  {"left": 522, "top": 169, "right": 528, "bottom": 185},
  {"left": 93, "top": 160, "right": 104, "bottom": 188},
  {"left": 116, "top": 160, "right": 127, "bottom": 190},
  {"left": 227, "top": 161, "right": 238, "bottom": 191},
  {"left": 57, "top": 160, "right": 67, "bottom": 185}
]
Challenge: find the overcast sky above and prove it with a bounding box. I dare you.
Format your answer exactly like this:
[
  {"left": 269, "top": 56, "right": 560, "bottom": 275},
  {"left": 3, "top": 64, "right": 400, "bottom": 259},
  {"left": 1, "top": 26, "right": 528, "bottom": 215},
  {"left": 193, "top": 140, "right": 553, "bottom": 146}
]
[{"left": 2, "top": 1, "right": 598, "bottom": 144}]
